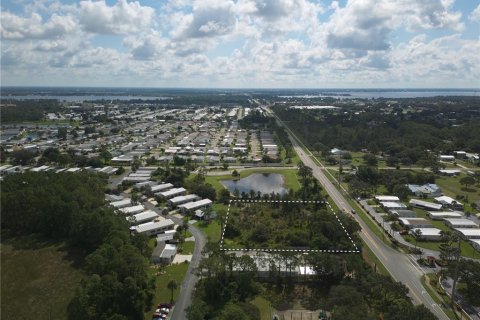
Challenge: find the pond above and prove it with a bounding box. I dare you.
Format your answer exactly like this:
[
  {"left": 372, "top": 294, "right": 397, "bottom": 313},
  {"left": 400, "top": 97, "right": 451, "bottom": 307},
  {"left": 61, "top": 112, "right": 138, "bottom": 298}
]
[{"left": 220, "top": 173, "right": 289, "bottom": 196}]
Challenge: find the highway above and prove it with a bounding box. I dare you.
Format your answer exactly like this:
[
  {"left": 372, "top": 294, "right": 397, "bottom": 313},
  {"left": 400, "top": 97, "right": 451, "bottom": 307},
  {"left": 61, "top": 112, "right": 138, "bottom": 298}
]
[{"left": 269, "top": 109, "right": 450, "bottom": 320}]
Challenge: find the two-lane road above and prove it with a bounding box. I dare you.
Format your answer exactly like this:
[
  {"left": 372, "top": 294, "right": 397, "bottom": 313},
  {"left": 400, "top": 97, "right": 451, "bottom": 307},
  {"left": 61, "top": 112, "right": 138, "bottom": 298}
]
[{"left": 271, "top": 110, "right": 450, "bottom": 320}]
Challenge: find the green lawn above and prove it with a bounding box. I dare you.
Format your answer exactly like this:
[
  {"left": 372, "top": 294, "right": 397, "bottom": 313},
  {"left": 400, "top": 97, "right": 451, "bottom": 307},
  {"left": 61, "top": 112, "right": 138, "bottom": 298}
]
[
  {"left": 180, "top": 241, "right": 195, "bottom": 254},
  {"left": 204, "top": 167, "right": 301, "bottom": 194},
  {"left": 145, "top": 262, "right": 190, "bottom": 318},
  {"left": 196, "top": 220, "right": 222, "bottom": 243},
  {"left": 420, "top": 274, "right": 457, "bottom": 320},
  {"left": 435, "top": 174, "right": 480, "bottom": 213},
  {"left": 404, "top": 235, "right": 478, "bottom": 259},
  {"left": 1, "top": 235, "right": 85, "bottom": 320}
]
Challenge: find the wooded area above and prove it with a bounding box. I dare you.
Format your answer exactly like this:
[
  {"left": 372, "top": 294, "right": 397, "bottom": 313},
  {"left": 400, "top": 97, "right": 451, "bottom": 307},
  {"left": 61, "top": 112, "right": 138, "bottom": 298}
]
[{"left": 1, "top": 172, "right": 155, "bottom": 319}]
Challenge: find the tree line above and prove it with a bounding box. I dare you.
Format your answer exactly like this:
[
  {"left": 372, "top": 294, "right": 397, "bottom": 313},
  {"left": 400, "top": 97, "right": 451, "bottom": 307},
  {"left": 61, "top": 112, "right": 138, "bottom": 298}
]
[{"left": 1, "top": 172, "right": 155, "bottom": 319}]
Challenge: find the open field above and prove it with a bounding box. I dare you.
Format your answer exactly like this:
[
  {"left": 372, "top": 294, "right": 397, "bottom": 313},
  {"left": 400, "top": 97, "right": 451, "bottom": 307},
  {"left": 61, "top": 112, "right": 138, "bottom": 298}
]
[
  {"left": 435, "top": 174, "right": 480, "bottom": 213},
  {"left": 1, "top": 235, "right": 85, "bottom": 320},
  {"left": 145, "top": 262, "right": 190, "bottom": 318}
]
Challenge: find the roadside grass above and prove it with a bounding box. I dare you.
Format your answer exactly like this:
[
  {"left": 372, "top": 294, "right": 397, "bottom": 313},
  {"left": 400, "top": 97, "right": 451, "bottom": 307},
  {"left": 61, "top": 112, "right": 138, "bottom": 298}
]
[
  {"left": 361, "top": 239, "right": 390, "bottom": 277},
  {"left": 420, "top": 274, "right": 457, "bottom": 320},
  {"left": 321, "top": 166, "right": 393, "bottom": 246},
  {"left": 404, "top": 235, "right": 478, "bottom": 259},
  {"left": 196, "top": 220, "right": 222, "bottom": 243},
  {"left": 1, "top": 235, "right": 85, "bottom": 320},
  {"left": 204, "top": 167, "right": 301, "bottom": 193},
  {"left": 145, "top": 262, "right": 190, "bottom": 318}
]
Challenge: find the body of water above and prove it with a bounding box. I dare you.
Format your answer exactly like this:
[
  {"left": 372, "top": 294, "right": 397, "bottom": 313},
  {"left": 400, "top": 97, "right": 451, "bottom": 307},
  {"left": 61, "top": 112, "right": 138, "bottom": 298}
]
[
  {"left": 1, "top": 88, "right": 478, "bottom": 102},
  {"left": 221, "top": 173, "right": 289, "bottom": 196}
]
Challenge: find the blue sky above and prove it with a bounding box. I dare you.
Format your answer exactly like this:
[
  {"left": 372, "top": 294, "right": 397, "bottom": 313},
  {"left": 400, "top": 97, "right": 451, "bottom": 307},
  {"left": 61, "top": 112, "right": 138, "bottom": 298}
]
[{"left": 1, "top": 0, "right": 479, "bottom": 88}]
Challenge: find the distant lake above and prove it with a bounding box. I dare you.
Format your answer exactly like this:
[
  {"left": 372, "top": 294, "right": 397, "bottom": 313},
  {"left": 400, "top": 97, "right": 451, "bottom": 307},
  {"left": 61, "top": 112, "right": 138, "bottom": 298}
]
[{"left": 221, "top": 173, "right": 289, "bottom": 196}]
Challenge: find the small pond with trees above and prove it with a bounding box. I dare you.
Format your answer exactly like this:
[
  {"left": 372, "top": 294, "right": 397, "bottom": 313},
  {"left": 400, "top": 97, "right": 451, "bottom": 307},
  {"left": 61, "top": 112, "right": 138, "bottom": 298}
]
[{"left": 220, "top": 173, "right": 289, "bottom": 196}]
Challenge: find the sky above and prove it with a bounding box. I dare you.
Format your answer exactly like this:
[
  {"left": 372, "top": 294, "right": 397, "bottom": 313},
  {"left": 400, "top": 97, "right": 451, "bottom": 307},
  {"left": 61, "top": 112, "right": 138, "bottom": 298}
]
[{"left": 1, "top": 0, "right": 479, "bottom": 88}]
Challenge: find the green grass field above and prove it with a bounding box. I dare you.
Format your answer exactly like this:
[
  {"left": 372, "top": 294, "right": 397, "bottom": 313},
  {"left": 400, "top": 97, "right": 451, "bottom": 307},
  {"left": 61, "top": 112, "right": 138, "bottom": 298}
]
[
  {"left": 196, "top": 220, "right": 222, "bottom": 243},
  {"left": 435, "top": 174, "right": 480, "bottom": 213},
  {"left": 1, "top": 235, "right": 85, "bottom": 320},
  {"left": 180, "top": 241, "right": 195, "bottom": 254},
  {"left": 204, "top": 167, "right": 301, "bottom": 194},
  {"left": 145, "top": 262, "right": 190, "bottom": 318}
]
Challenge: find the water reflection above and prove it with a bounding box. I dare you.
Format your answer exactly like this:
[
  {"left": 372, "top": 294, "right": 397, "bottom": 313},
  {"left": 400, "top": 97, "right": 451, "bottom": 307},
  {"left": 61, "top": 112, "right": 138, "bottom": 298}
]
[{"left": 220, "top": 173, "right": 288, "bottom": 195}]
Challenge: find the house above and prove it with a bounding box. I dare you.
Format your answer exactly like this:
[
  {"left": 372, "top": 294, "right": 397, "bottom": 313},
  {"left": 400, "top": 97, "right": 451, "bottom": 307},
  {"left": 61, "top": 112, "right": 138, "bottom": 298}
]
[
  {"left": 399, "top": 218, "right": 433, "bottom": 229},
  {"left": 390, "top": 209, "right": 417, "bottom": 218},
  {"left": 159, "top": 244, "right": 178, "bottom": 264},
  {"left": 156, "top": 187, "right": 187, "bottom": 199},
  {"left": 128, "top": 210, "right": 159, "bottom": 225},
  {"left": 168, "top": 194, "right": 201, "bottom": 207},
  {"left": 156, "top": 230, "right": 176, "bottom": 243},
  {"left": 434, "top": 196, "right": 463, "bottom": 210},
  {"left": 380, "top": 202, "right": 407, "bottom": 211},
  {"left": 407, "top": 184, "right": 442, "bottom": 198},
  {"left": 133, "top": 219, "right": 175, "bottom": 236},
  {"left": 440, "top": 155, "right": 455, "bottom": 161},
  {"left": 409, "top": 199, "right": 443, "bottom": 211},
  {"left": 438, "top": 169, "right": 461, "bottom": 176},
  {"left": 178, "top": 199, "right": 212, "bottom": 214},
  {"left": 470, "top": 239, "right": 480, "bottom": 252},
  {"left": 110, "top": 198, "right": 132, "bottom": 209},
  {"left": 149, "top": 183, "right": 174, "bottom": 193},
  {"left": 133, "top": 181, "right": 157, "bottom": 190},
  {"left": 455, "top": 228, "right": 480, "bottom": 240},
  {"left": 119, "top": 204, "right": 145, "bottom": 215},
  {"left": 444, "top": 218, "right": 479, "bottom": 229},
  {"left": 375, "top": 195, "right": 400, "bottom": 202},
  {"left": 410, "top": 228, "right": 443, "bottom": 241},
  {"left": 428, "top": 211, "right": 464, "bottom": 220},
  {"left": 105, "top": 194, "right": 125, "bottom": 202}
]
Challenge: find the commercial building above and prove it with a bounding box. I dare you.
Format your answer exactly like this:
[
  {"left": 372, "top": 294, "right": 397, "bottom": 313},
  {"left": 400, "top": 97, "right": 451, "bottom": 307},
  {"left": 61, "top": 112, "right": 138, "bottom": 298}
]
[{"left": 407, "top": 184, "right": 442, "bottom": 198}]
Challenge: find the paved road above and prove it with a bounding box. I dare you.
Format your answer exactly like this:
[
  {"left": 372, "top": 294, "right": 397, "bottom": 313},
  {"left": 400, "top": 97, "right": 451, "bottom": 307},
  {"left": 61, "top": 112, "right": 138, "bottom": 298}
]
[
  {"left": 269, "top": 109, "right": 451, "bottom": 320},
  {"left": 144, "top": 202, "right": 207, "bottom": 320}
]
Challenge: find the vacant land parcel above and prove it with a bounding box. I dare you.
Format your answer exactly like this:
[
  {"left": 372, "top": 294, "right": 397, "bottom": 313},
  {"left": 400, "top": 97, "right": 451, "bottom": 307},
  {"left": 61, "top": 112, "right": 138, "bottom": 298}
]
[{"left": 221, "top": 200, "right": 360, "bottom": 253}]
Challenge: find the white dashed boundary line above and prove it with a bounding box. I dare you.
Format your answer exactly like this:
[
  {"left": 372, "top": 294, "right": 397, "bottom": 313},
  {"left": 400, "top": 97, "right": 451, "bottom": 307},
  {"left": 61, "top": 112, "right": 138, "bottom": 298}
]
[{"left": 220, "top": 199, "right": 360, "bottom": 254}]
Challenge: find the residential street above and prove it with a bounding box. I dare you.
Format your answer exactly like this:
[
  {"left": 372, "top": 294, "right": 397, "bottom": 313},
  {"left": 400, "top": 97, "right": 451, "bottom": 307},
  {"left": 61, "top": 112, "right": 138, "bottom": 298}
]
[{"left": 143, "top": 202, "right": 206, "bottom": 320}]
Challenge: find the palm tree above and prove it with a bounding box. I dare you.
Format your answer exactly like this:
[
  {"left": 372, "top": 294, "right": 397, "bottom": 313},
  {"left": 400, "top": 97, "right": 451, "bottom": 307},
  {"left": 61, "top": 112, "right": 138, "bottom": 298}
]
[
  {"left": 167, "top": 279, "right": 178, "bottom": 303},
  {"left": 413, "top": 229, "right": 422, "bottom": 250}
]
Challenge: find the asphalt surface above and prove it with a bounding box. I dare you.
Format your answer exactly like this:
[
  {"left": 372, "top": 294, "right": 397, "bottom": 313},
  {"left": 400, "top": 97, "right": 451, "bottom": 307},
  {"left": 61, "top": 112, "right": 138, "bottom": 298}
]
[
  {"left": 270, "top": 110, "right": 451, "bottom": 320},
  {"left": 143, "top": 202, "right": 207, "bottom": 320}
]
